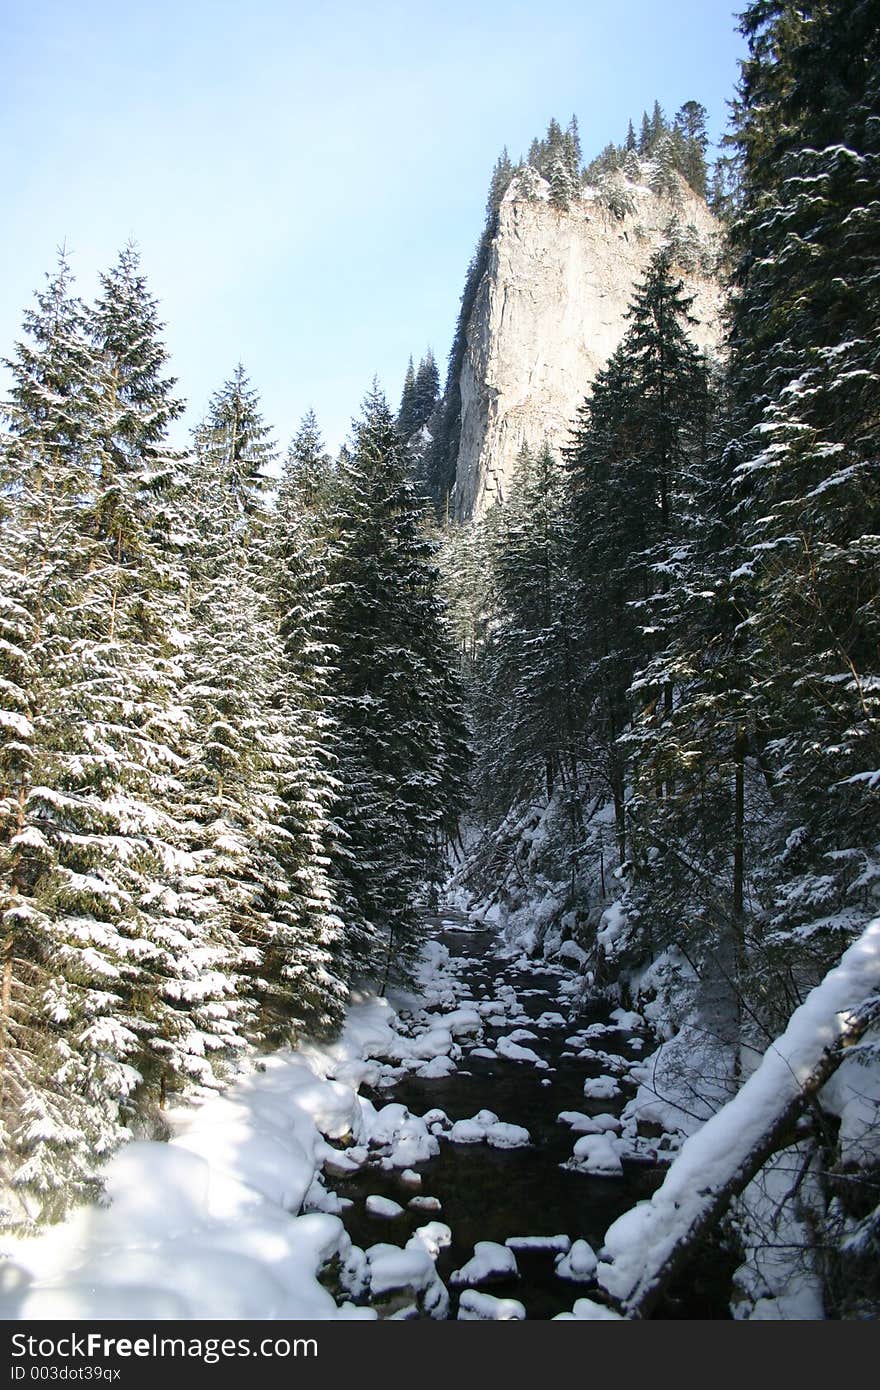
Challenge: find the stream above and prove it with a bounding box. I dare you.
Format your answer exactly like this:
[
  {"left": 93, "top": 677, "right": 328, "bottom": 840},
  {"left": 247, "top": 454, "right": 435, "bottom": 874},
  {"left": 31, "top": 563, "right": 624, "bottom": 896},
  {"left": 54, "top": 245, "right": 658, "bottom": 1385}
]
[{"left": 329, "top": 912, "right": 734, "bottom": 1319}]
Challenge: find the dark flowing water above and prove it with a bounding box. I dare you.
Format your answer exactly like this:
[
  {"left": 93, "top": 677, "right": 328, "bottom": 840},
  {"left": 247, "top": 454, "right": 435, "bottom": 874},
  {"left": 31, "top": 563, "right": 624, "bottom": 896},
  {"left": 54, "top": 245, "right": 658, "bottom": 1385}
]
[{"left": 332, "top": 915, "right": 733, "bottom": 1319}]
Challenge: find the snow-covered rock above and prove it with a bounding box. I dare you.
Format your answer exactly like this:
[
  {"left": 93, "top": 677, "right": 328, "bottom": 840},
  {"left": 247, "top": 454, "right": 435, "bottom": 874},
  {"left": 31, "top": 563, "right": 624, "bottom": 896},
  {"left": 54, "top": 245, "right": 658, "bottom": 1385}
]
[
  {"left": 366, "top": 1103, "right": 439, "bottom": 1167},
  {"left": 497, "top": 1035, "right": 548, "bottom": 1068},
  {"left": 408, "top": 1195, "right": 442, "bottom": 1213},
  {"left": 583, "top": 1075, "right": 621, "bottom": 1101},
  {"left": 558, "top": 1110, "right": 621, "bottom": 1134},
  {"left": 568, "top": 1134, "right": 624, "bottom": 1176},
  {"left": 415, "top": 1055, "right": 457, "bottom": 1079},
  {"left": 505, "top": 1233, "right": 571, "bottom": 1254},
  {"left": 555, "top": 1239, "right": 598, "bottom": 1282},
  {"left": 557, "top": 941, "right": 588, "bottom": 967},
  {"left": 450, "top": 1241, "right": 519, "bottom": 1286},
  {"left": 486, "top": 1122, "right": 531, "bottom": 1149},
  {"left": 366, "top": 1241, "right": 449, "bottom": 1318},
  {"left": 457, "top": 1289, "right": 526, "bottom": 1320},
  {"left": 449, "top": 1118, "right": 488, "bottom": 1145},
  {"left": 318, "top": 1141, "right": 368, "bottom": 1178},
  {"left": 610, "top": 1008, "right": 645, "bottom": 1031},
  {"left": 365, "top": 1195, "right": 405, "bottom": 1219},
  {"left": 446, "top": 1111, "right": 530, "bottom": 1148},
  {"left": 554, "top": 1297, "right": 623, "bottom": 1320},
  {"left": 407, "top": 1222, "right": 452, "bottom": 1260},
  {"left": 442, "top": 1007, "right": 483, "bottom": 1037}
]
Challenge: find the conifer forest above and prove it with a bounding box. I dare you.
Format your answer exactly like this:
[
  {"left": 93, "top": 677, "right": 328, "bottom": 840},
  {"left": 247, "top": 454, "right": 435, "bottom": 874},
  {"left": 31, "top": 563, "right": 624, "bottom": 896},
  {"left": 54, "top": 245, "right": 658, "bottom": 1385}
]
[{"left": 0, "top": 0, "right": 878, "bottom": 1324}]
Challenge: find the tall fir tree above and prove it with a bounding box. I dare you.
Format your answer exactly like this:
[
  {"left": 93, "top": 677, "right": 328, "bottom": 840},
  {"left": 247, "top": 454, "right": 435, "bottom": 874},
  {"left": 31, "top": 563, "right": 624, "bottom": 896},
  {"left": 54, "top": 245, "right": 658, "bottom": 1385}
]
[
  {"left": 326, "top": 386, "right": 468, "bottom": 985},
  {"left": 412, "top": 350, "right": 440, "bottom": 431},
  {"left": 473, "top": 443, "right": 581, "bottom": 815},
  {"left": 184, "top": 371, "right": 344, "bottom": 1042},
  {"left": 271, "top": 409, "right": 347, "bottom": 1033},
  {"left": 565, "top": 251, "right": 709, "bottom": 866},
  {"left": 0, "top": 257, "right": 122, "bottom": 1220},
  {"left": 673, "top": 100, "right": 709, "bottom": 196},
  {"left": 397, "top": 357, "right": 417, "bottom": 437},
  {"left": 723, "top": 0, "right": 880, "bottom": 985},
  {"left": 87, "top": 246, "right": 249, "bottom": 1099}
]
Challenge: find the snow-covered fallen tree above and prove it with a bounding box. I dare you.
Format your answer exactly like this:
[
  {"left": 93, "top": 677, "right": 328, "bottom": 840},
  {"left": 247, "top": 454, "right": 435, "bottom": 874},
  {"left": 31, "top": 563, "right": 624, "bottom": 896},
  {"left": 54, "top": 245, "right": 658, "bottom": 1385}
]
[{"left": 597, "top": 918, "right": 880, "bottom": 1318}]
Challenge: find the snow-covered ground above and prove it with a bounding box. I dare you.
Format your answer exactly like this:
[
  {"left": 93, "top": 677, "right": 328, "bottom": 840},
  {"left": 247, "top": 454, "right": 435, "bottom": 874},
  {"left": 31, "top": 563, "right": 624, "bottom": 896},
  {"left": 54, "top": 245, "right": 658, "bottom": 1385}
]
[
  {"left": 0, "top": 924, "right": 638, "bottom": 1321},
  {"left": 0, "top": 992, "right": 398, "bottom": 1319},
  {"left": 13, "top": 905, "right": 858, "bottom": 1322}
]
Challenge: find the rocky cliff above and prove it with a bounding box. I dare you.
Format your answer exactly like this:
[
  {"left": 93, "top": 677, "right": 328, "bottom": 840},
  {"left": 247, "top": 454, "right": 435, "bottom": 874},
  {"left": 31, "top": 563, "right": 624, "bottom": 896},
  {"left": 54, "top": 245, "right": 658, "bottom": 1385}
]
[{"left": 452, "top": 172, "right": 724, "bottom": 520}]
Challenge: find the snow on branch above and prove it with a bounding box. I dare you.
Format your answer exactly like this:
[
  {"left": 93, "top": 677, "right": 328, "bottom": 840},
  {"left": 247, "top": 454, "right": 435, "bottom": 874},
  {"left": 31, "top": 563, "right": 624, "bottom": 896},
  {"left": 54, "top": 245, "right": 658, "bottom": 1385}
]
[{"left": 597, "top": 918, "right": 880, "bottom": 1318}]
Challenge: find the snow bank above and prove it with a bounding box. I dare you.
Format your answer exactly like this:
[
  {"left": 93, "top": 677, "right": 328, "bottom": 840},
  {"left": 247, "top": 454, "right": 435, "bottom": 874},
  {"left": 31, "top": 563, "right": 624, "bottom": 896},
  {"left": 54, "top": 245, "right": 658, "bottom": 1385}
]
[
  {"left": 0, "top": 920, "right": 551, "bottom": 1322},
  {"left": 0, "top": 1009, "right": 394, "bottom": 1320}
]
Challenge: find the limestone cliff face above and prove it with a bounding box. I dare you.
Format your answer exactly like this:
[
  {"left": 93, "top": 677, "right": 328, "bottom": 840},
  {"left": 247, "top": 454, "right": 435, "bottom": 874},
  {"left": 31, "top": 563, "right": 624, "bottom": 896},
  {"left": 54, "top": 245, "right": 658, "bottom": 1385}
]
[{"left": 453, "top": 175, "right": 724, "bottom": 520}]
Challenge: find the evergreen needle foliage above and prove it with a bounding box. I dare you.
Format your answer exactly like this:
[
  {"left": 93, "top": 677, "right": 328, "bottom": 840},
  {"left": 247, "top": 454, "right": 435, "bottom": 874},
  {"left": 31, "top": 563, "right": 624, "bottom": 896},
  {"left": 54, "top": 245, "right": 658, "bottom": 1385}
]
[{"left": 0, "top": 270, "right": 467, "bottom": 1227}]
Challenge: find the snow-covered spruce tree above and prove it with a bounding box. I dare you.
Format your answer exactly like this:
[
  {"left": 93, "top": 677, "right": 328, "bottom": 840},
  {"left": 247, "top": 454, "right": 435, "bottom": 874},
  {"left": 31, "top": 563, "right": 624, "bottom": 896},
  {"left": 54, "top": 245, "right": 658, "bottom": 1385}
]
[
  {"left": 637, "top": 110, "right": 653, "bottom": 157},
  {"left": 185, "top": 372, "right": 345, "bottom": 1043},
  {"left": 549, "top": 152, "right": 576, "bottom": 210},
  {"left": 673, "top": 101, "right": 709, "bottom": 198},
  {"left": 471, "top": 442, "right": 582, "bottom": 828},
  {"left": 0, "top": 257, "right": 146, "bottom": 1221},
  {"left": 564, "top": 249, "right": 709, "bottom": 870},
  {"left": 437, "top": 512, "right": 497, "bottom": 681},
  {"left": 612, "top": 391, "right": 785, "bottom": 1082},
  {"left": 649, "top": 133, "right": 682, "bottom": 202},
  {"left": 88, "top": 246, "right": 248, "bottom": 1099},
  {"left": 398, "top": 352, "right": 439, "bottom": 442},
  {"left": 325, "top": 386, "right": 468, "bottom": 986},
  {"left": 725, "top": 0, "right": 880, "bottom": 1000},
  {"left": 397, "top": 357, "right": 417, "bottom": 437},
  {"left": 412, "top": 351, "right": 440, "bottom": 433},
  {"left": 460, "top": 442, "right": 588, "bottom": 927},
  {"left": 270, "top": 410, "right": 347, "bottom": 1034},
  {"left": 713, "top": 7, "right": 880, "bottom": 1314}
]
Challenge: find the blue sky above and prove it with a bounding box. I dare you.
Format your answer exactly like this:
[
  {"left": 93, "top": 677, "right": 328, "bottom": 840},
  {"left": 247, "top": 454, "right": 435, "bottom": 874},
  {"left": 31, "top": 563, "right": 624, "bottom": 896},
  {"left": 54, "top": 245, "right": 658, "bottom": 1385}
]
[{"left": 1, "top": 1, "right": 746, "bottom": 454}]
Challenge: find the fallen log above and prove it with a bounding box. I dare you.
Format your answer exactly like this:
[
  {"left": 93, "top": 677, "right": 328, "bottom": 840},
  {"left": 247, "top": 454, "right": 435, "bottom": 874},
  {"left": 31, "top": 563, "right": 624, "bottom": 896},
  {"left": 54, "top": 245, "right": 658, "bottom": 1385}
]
[{"left": 597, "top": 918, "right": 880, "bottom": 1318}]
